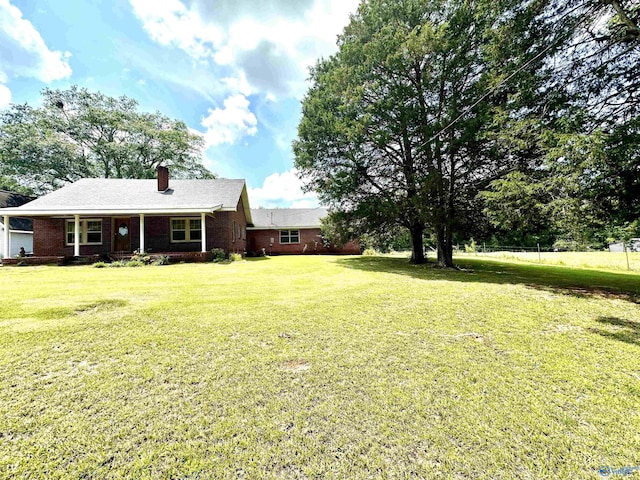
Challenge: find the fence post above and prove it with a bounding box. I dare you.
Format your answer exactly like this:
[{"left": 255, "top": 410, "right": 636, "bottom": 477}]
[
  {"left": 624, "top": 241, "right": 630, "bottom": 271},
  {"left": 537, "top": 243, "right": 541, "bottom": 263}
]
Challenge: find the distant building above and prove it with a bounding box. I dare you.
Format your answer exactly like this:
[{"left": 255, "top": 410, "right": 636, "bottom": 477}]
[
  {"left": 0, "top": 190, "right": 34, "bottom": 258},
  {"left": 609, "top": 238, "right": 640, "bottom": 253}
]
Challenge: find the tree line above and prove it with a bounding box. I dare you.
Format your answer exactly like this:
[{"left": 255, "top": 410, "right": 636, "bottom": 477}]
[
  {"left": 294, "top": 0, "right": 639, "bottom": 265},
  {"left": 0, "top": 86, "right": 212, "bottom": 196}
]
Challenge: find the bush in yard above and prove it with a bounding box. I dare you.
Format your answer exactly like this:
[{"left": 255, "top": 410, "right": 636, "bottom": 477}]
[
  {"left": 93, "top": 262, "right": 108, "bottom": 268},
  {"left": 229, "top": 252, "right": 242, "bottom": 262},
  {"left": 362, "top": 248, "right": 378, "bottom": 256},
  {"left": 109, "top": 260, "right": 127, "bottom": 268},
  {"left": 152, "top": 255, "right": 170, "bottom": 266},
  {"left": 211, "top": 248, "right": 226, "bottom": 263},
  {"left": 130, "top": 250, "right": 152, "bottom": 265}
]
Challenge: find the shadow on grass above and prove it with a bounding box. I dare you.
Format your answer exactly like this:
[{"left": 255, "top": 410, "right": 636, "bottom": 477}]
[
  {"left": 589, "top": 317, "right": 640, "bottom": 346},
  {"left": 244, "top": 256, "right": 271, "bottom": 262},
  {"left": 337, "top": 256, "right": 640, "bottom": 304}
]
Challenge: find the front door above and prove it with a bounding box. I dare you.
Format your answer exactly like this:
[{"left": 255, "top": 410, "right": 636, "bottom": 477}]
[{"left": 113, "top": 218, "right": 131, "bottom": 252}]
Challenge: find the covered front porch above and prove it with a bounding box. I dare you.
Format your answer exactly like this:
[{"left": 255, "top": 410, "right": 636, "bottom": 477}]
[
  {"left": 59, "top": 211, "right": 213, "bottom": 257},
  {"left": 1, "top": 250, "right": 214, "bottom": 266},
  {"left": 2, "top": 206, "right": 222, "bottom": 264}
]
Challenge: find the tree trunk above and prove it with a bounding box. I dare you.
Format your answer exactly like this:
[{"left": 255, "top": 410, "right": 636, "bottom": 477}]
[
  {"left": 409, "top": 224, "right": 426, "bottom": 264},
  {"left": 436, "top": 224, "right": 454, "bottom": 268}
]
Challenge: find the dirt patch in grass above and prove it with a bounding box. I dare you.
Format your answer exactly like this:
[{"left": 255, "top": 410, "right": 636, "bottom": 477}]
[{"left": 282, "top": 360, "right": 310, "bottom": 372}]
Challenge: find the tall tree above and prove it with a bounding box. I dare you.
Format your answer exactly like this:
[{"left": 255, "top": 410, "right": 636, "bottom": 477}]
[
  {"left": 482, "top": 0, "right": 640, "bottom": 245},
  {"left": 294, "top": 0, "right": 555, "bottom": 266},
  {"left": 0, "top": 86, "right": 212, "bottom": 194}
]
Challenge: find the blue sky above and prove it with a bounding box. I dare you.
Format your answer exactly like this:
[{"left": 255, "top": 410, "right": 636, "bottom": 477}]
[{"left": 0, "top": 0, "right": 360, "bottom": 207}]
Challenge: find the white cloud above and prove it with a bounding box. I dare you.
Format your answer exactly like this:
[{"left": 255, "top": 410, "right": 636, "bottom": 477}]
[
  {"left": 129, "top": 0, "right": 222, "bottom": 61},
  {"left": 199, "top": 94, "right": 257, "bottom": 147},
  {"left": 0, "top": 83, "right": 10, "bottom": 108},
  {"left": 0, "top": 0, "right": 72, "bottom": 83},
  {"left": 248, "top": 169, "right": 318, "bottom": 208},
  {"left": 129, "top": 0, "right": 359, "bottom": 99}
]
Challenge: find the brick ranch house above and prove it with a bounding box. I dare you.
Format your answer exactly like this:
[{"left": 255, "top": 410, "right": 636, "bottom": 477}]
[{"left": 0, "top": 167, "right": 359, "bottom": 264}]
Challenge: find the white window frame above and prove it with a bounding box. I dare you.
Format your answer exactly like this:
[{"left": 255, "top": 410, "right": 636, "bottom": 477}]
[
  {"left": 280, "top": 229, "right": 300, "bottom": 244},
  {"left": 65, "top": 219, "right": 103, "bottom": 246},
  {"left": 170, "top": 217, "right": 202, "bottom": 243}
]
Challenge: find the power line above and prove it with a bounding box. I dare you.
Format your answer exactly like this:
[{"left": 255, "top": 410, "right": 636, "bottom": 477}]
[{"left": 420, "top": 1, "right": 597, "bottom": 147}]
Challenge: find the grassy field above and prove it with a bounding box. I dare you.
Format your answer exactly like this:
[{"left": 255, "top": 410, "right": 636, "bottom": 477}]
[
  {"left": 456, "top": 250, "right": 640, "bottom": 272},
  {"left": 1, "top": 255, "right": 639, "bottom": 479}
]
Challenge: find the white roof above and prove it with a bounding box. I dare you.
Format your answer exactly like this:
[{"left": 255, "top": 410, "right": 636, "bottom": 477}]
[{"left": 249, "top": 208, "right": 328, "bottom": 229}]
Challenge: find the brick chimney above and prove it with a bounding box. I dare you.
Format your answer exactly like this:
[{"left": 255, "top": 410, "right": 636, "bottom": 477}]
[{"left": 157, "top": 165, "right": 169, "bottom": 191}]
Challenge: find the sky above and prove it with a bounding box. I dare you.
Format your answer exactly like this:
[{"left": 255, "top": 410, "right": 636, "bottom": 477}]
[{"left": 0, "top": 0, "right": 360, "bottom": 207}]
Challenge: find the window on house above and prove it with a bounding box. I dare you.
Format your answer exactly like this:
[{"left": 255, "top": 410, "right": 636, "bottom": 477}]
[
  {"left": 280, "top": 229, "right": 300, "bottom": 244},
  {"left": 65, "top": 219, "right": 103, "bottom": 245},
  {"left": 171, "top": 218, "right": 201, "bottom": 242},
  {"left": 189, "top": 219, "right": 202, "bottom": 240},
  {"left": 231, "top": 220, "right": 236, "bottom": 242}
]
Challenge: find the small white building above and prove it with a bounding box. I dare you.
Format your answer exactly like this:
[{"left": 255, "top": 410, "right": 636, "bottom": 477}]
[
  {"left": 609, "top": 238, "right": 640, "bottom": 253},
  {"left": 0, "top": 191, "right": 34, "bottom": 259}
]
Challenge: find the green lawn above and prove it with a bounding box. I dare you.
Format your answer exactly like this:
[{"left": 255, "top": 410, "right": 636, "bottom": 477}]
[
  {"left": 457, "top": 250, "right": 640, "bottom": 272},
  {"left": 1, "top": 256, "right": 639, "bottom": 479}
]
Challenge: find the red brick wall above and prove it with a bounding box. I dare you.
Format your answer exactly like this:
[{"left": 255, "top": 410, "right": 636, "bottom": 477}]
[
  {"left": 207, "top": 213, "right": 227, "bottom": 251},
  {"left": 228, "top": 196, "right": 248, "bottom": 254},
  {"left": 130, "top": 216, "right": 226, "bottom": 253},
  {"left": 141, "top": 216, "right": 165, "bottom": 252},
  {"left": 34, "top": 217, "right": 113, "bottom": 257},
  {"left": 247, "top": 228, "right": 360, "bottom": 255},
  {"left": 208, "top": 197, "right": 248, "bottom": 254}
]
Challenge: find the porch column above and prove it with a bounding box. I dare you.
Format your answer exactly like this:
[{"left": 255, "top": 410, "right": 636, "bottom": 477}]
[
  {"left": 3, "top": 215, "right": 9, "bottom": 259},
  {"left": 139, "top": 214, "right": 145, "bottom": 253},
  {"left": 74, "top": 214, "right": 80, "bottom": 257},
  {"left": 201, "top": 212, "right": 207, "bottom": 252}
]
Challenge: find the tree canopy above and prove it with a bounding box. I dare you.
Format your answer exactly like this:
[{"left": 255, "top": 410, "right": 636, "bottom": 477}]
[
  {"left": 294, "top": 0, "right": 640, "bottom": 263},
  {"left": 484, "top": 0, "right": 640, "bottom": 248},
  {"left": 0, "top": 86, "right": 212, "bottom": 195},
  {"left": 295, "top": 0, "right": 558, "bottom": 265}
]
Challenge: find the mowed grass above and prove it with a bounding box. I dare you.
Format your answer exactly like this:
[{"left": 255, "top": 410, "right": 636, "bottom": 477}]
[
  {"left": 1, "top": 256, "right": 639, "bottom": 479},
  {"left": 458, "top": 250, "right": 640, "bottom": 272}
]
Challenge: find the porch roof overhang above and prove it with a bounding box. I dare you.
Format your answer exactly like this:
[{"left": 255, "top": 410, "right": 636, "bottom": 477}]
[{"left": 0, "top": 205, "right": 224, "bottom": 216}]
